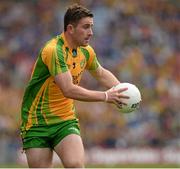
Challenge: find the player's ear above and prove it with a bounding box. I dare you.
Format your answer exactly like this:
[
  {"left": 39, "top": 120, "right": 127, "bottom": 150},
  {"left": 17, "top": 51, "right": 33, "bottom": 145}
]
[{"left": 67, "top": 24, "right": 74, "bottom": 34}]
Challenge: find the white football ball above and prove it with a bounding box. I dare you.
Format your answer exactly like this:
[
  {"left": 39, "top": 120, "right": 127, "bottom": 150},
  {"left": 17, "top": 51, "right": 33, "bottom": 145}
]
[{"left": 114, "top": 83, "right": 142, "bottom": 113}]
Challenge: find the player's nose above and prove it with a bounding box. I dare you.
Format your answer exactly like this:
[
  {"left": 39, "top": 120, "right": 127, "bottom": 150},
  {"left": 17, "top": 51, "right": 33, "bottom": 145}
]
[{"left": 88, "top": 28, "right": 93, "bottom": 36}]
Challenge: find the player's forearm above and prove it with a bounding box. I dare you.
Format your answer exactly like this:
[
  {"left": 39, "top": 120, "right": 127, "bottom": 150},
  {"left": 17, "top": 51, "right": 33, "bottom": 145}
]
[
  {"left": 63, "top": 84, "right": 106, "bottom": 102},
  {"left": 94, "top": 68, "right": 120, "bottom": 88},
  {"left": 54, "top": 70, "right": 109, "bottom": 102},
  {"left": 55, "top": 72, "right": 106, "bottom": 101}
]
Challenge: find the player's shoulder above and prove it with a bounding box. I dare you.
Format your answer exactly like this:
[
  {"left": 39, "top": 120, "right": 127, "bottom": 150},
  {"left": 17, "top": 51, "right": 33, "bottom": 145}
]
[
  {"left": 81, "top": 45, "right": 94, "bottom": 51},
  {"left": 42, "top": 36, "right": 61, "bottom": 53},
  {"left": 45, "top": 36, "right": 60, "bottom": 48},
  {"left": 80, "top": 45, "right": 95, "bottom": 56}
]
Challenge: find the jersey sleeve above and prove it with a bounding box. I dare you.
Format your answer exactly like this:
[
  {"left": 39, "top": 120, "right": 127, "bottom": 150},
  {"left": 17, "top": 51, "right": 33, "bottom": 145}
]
[
  {"left": 84, "top": 45, "right": 101, "bottom": 71},
  {"left": 41, "top": 39, "right": 68, "bottom": 76}
]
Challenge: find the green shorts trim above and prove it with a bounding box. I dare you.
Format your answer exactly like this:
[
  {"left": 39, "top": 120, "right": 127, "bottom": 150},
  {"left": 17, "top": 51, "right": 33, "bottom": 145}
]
[{"left": 21, "top": 119, "right": 80, "bottom": 149}]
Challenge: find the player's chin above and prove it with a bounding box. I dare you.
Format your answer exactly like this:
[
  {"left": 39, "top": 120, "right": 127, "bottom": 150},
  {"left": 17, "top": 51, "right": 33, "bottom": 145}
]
[
  {"left": 83, "top": 39, "right": 90, "bottom": 46},
  {"left": 81, "top": 42, "right": 89, "bottom": 47}
]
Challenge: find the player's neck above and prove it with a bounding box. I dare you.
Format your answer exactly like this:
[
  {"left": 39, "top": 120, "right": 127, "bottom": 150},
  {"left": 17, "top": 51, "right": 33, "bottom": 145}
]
[{"left": 64, "top": 32, "right": 78, "bottom": 50}]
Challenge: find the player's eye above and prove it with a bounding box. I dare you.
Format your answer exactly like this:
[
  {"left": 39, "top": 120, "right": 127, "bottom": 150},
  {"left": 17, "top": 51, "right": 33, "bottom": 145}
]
[
  {"left": 83, "top": 24, "right": 90, "bottom": 29},
  {"left": 83, "top": 24, "right": 93, "bottom": 29}
]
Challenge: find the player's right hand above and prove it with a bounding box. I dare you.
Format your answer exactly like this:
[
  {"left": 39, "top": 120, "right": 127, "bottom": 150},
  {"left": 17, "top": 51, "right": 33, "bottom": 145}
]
[{"left": 105, "top": 86, "right": 129, "bottom": 106}]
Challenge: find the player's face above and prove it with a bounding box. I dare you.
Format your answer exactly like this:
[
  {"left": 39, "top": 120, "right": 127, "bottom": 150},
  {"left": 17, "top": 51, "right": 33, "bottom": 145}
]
[{"left": 72, "top": 17, "right": 93, "bottom": 47}]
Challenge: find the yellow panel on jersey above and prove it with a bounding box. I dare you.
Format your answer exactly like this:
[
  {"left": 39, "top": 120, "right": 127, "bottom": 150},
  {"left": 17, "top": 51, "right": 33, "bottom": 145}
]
[{"left": 21, "top": 33, "right": 101, "bottom": 131}]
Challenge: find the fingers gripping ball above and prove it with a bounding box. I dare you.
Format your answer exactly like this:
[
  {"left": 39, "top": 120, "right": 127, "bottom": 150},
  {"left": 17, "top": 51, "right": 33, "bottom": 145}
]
[{"left": 114, "top": 83, "right": 142, "bottom": 113}]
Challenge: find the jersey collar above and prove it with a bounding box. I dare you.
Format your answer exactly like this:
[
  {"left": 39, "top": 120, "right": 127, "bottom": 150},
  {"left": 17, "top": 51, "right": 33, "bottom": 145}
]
[{"left": 60, "top": 32, "right": 79, "bottom": 57}]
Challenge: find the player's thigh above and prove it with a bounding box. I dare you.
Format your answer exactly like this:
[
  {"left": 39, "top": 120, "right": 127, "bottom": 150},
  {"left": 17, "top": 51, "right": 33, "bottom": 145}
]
[
  {"left": 54, "top": 134, "right": 85, "bottom": 168},
  {"left": 25, "top": 148, "right": 53, "bottom": 168}
]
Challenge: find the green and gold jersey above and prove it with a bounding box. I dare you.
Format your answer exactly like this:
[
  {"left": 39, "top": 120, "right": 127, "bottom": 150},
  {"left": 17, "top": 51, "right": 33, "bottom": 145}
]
[{"left": 21, "top": 33, "right": 100, "bottom": 131}]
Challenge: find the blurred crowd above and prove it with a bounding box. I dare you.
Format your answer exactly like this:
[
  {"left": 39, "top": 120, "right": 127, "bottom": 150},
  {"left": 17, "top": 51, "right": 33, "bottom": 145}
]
[{"left": 0, "top": 0, "right": 179, "bottom": 163}]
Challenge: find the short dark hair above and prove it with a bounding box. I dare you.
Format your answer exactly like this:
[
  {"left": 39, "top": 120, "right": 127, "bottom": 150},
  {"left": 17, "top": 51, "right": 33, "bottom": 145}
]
[{"left": 64, "top": 4, "right": 93, "bottom": 31}]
